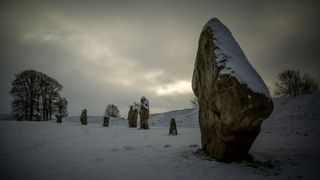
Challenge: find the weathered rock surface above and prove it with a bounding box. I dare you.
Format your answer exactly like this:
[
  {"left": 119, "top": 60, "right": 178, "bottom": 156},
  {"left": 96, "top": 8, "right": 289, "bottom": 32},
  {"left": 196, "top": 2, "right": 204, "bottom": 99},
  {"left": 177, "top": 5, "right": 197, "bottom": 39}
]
[
  {"left": 139, "top": 96, "right": 149, "bottom": 129},
  {"left": 80, "top": 109, "right": 87, "bottom": 125},
  {"left": 128, "top": 103, "right": 139, "bottom": 128},
  {"left": 169, "top": 118, "right": 178, "bottom": 135},
  {"left": 192, "top": 18, "right": 273, "bottom": 162}
]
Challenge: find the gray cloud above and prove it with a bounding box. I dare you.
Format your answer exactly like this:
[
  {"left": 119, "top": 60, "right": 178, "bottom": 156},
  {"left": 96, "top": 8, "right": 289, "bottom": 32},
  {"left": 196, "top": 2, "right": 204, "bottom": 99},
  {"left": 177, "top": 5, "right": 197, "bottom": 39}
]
[{"left": 1, "top": 0, "right": 319, "bottom": 116}]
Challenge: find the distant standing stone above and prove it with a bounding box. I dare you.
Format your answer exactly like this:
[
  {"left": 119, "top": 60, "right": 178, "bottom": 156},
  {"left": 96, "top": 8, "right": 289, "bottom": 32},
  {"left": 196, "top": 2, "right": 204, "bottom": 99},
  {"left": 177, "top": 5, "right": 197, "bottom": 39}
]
[
  {"left": 103, "top": 116, "right": 109, "bottom": 127},
  {"left": 56, "top": 114, "right": 62, "bottom": 123},
  {"left": 169, "top": 118, "right": 178, "bottom": 135},
  {"left": 16, "top": 114, "right": 23, "bottom": 121},
  {"left": 139, "top": 96, "right": 149, "bottom": 129},
  {"left": 80, "top": 109, "right": 87, "bottom": 125},
  {"left": 128, "top": 102, "right": 139, "bottom": 128}
]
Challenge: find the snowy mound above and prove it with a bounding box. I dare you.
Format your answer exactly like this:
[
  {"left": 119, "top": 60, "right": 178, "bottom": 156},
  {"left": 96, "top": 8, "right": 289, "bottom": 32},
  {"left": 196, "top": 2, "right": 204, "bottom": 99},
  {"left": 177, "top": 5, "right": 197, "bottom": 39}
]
[
  {"left": 261, "top": 93, "right": 320, "bottom": 136},
  {"left": 204, "top": 18, "right": 270, "bottom": 98},
  {"left": 149, "top": 108, "right": 198, "bottom": 128}
]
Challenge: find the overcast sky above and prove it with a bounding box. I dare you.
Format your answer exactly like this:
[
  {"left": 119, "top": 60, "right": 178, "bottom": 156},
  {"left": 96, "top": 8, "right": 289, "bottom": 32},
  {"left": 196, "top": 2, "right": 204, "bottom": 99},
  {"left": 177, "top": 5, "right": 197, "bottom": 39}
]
[{"left": 1, "top": 0, "right": 319, "bottom": 116}]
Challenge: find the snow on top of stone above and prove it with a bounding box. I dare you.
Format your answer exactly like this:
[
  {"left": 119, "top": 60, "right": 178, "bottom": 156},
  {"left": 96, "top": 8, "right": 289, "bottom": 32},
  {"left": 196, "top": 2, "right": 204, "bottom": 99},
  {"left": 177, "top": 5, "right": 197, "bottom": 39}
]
[
  {"left": 132, "top": 102, "right": 140, "bottom": 110},
  {"left": 204, "top": 18, "right": 271, "bottom": 98},
  {"left": 141, "top": 96, "right": 149, "bottom": 110}
]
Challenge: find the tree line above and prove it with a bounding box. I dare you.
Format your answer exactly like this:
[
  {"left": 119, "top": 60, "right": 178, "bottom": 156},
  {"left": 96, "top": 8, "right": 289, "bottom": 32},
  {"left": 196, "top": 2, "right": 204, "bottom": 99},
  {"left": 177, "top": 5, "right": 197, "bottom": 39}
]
[
  {"left": 105, "top": 104, "right": 120, "bottom": 117},
  {"left": 10, "top": 69, "right": 68, "bottom": 121},
  {"left": 275, "top": 70, "right": 319, "bottom": 97}
]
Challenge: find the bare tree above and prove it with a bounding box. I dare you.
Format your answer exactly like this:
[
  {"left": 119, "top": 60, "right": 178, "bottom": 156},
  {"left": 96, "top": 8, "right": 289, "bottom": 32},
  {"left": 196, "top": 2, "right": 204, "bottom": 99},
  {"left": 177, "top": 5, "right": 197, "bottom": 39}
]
[
  {"left": 39, "top": 73, "right": 50, "bottom": 120},
  {"left": 10, "top": 70, "right": 39, "bottom": 120},
  {"left": 274, "top": 70, "right": 319, "bottom": 97},
  {"left": 301, "top": 74, "right": 319, "bottom": 95},
  {"left": 10, "top": 69, "right": 66, "bottom": 120},
  {"left": 46, "top": 78, "right": 62, "bottom": 119},
  {"left": 190, "top": 96, "right": 199, "bottom": 108},
  {"left": 105, "top": 104, "right": 120, "bottom": 117}
]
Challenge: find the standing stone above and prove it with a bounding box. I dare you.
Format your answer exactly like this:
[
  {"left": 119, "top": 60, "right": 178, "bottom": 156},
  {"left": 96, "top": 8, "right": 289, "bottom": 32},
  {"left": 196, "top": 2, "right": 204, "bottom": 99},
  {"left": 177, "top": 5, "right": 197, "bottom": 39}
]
[
  {"left": 192, "top": 18, "right": 273, "bottom": 162},
  {"left": 128, "top": 102, "right": 139, "bottom": 128},
  {"left": 128, "top": 105, "right": 133, "bottom": 127},
  {"left": 169, "top": 118, "right": 178, "bottom": 135},
  {"left": 80, "top": 109, "right": 87, "bottom": 125},
  {"left": 56, "top": 114, "right": 63, "bottom": 123},
  {"left": 139, "top": 96, "right": 149, "bottom": 129},
  {"left": 103, "top": 116, "right": 109, "bottom": 127},
  {"left": 16, "top": 114, "right": 23, "bottom": 121}
]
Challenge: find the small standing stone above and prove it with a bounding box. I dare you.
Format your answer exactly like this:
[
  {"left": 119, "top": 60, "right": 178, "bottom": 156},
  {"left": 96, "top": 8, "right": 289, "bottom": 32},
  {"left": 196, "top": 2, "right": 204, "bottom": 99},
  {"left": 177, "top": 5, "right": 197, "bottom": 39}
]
[
  {"left": 139, "top": 96, "right": 149, "bottom": 129},
  {"left": 16, "top": 114, "right": 23, "bottom": 121},
  {"left": 169, "top": 118, "right": 178, "bottom": 135},
  {"left": 80, "top": 109, "right": 87, "bottom": 125},
  {"left": 56, "top": 114, "right": 62, "bottom": 123},
  {"left": 103, "top": 116, "right": 109, "bottom": 127}
]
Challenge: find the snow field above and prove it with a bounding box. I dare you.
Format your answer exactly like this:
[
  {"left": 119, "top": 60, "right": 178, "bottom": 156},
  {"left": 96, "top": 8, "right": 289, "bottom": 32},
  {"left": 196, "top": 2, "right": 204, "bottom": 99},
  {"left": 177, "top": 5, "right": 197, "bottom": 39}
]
[{"left": 0, "top": 94, "right": 319, "bottom": 179}]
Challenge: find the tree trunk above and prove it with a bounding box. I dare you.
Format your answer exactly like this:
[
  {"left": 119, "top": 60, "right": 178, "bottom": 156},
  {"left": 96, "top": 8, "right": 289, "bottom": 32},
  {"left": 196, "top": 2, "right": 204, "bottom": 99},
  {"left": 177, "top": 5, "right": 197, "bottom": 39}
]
[
  {"left": 49, "top": 99, "right": 52, "bottom": 120},
  {"left": 37, "top": 95, "right": 40, "bottom": 115},
  {"left": 46, "top": 109, "right": 49, "bottom": 121},
  {"left": 29, "top": 99, "right": 33, "bottom": 121},
  {"left": 42, "top": 102, "right": 45, "bottom": 121},
  {"left": 25, "top": 105, "right": 28, "bottom": 120}
]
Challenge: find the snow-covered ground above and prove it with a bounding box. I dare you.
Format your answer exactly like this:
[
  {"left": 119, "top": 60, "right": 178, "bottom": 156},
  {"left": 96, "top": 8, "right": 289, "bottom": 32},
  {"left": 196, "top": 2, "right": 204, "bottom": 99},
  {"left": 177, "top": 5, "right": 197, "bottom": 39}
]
[{"left": 0, "top": 94, "right": 319, "bottom": 180}]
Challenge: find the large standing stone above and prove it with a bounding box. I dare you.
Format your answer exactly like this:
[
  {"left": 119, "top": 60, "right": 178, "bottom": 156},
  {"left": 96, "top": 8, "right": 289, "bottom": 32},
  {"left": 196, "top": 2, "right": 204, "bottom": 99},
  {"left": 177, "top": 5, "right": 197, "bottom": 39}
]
[
  {"left": 192, "top": 18, "right": 273, "bottom": 162},
  {"left": 80, "top": 109, "right": 87, "bottom": 125},
  {"left": 139, "top": 96, "right": 149, "bottom": 129},
  {"left": 169, "top": 118, "right": 178, "bottom": 135}
]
